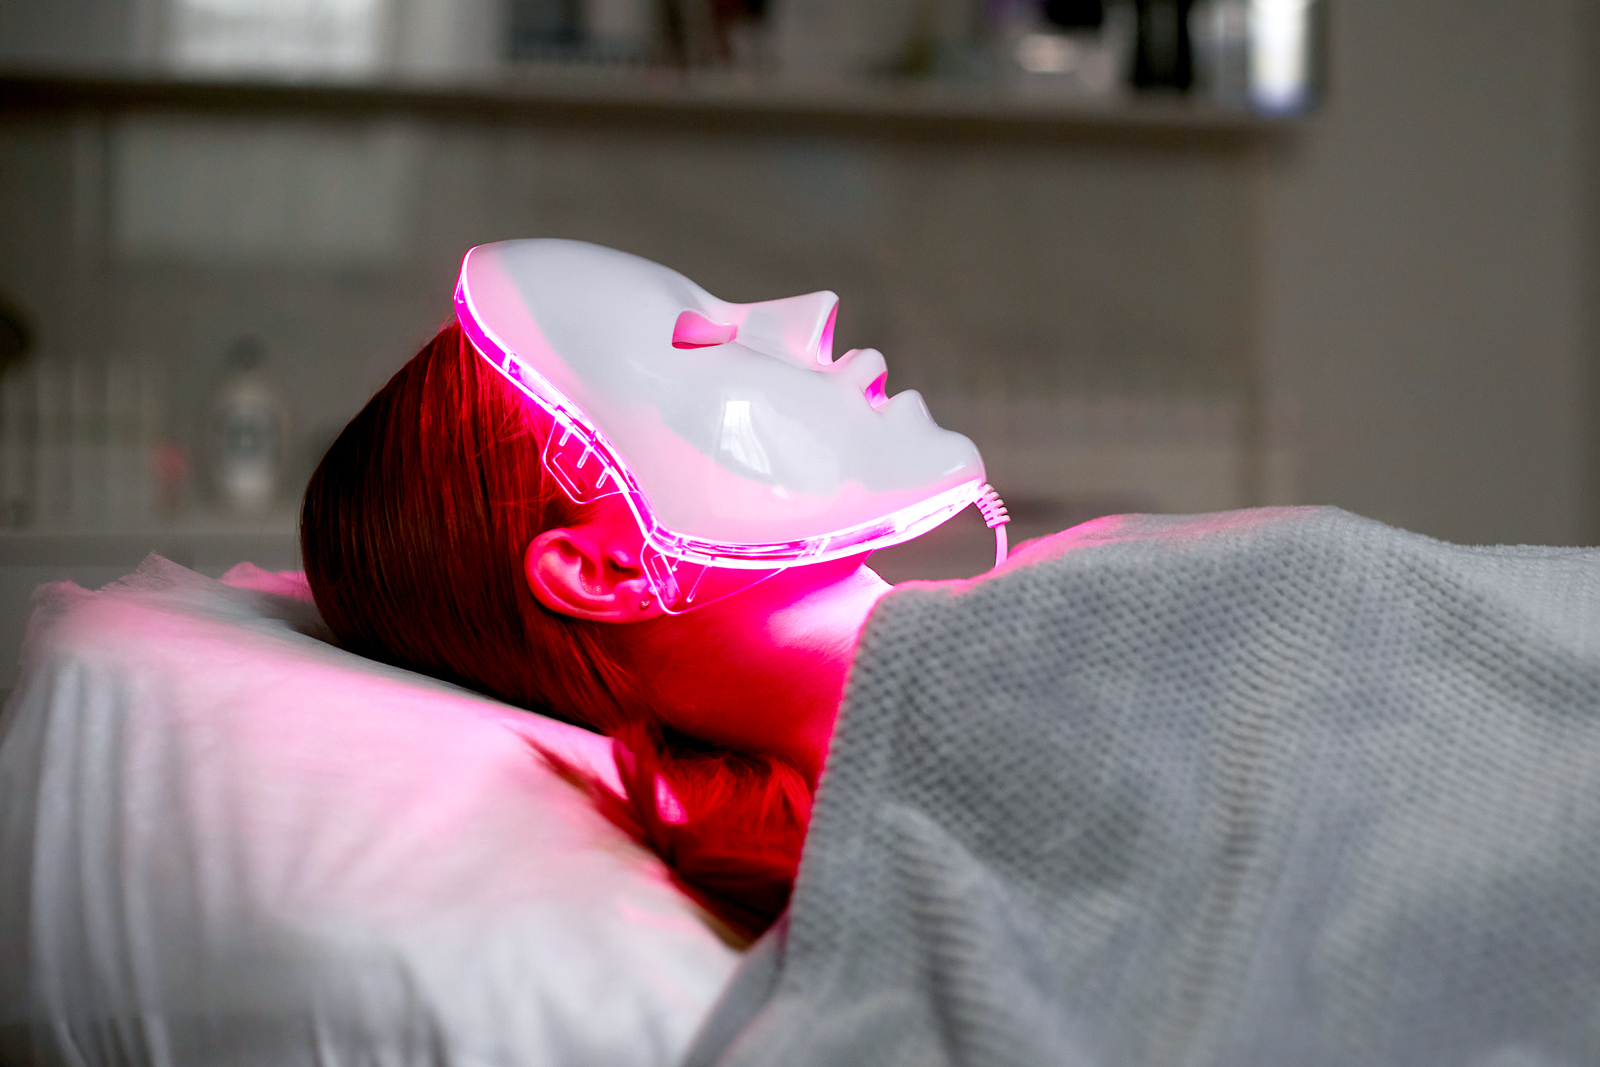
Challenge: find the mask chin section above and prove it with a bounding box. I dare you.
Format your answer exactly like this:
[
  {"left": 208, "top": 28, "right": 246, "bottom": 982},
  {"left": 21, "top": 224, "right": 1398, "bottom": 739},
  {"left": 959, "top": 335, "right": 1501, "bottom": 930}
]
[{"left": 641, "top": 547, "right": 786, "bottom": 615}]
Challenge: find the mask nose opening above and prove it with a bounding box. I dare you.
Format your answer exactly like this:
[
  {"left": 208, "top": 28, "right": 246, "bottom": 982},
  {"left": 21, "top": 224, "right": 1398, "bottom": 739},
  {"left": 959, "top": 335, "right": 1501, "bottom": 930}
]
[
  {"left": 818, "top": 303, "right": 837, "bottom": 365},
  {"left": 864, "top": 371, "right": 889, "bottom": 410}
]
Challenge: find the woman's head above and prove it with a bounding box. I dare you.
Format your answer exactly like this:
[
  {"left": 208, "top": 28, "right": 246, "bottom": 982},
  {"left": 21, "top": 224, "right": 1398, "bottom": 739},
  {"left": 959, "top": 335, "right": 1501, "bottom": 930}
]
[
  {"left": 304, "top": 316, "right": 888, "bottom": 763},
  {"left": 302, "top": 314, "right": 895, "bottom": 938}
]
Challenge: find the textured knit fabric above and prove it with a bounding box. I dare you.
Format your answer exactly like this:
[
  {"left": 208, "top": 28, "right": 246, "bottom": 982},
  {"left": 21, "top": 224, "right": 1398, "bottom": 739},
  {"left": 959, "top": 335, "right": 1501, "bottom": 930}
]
[{"left": 684, "top": 507, "right": 1600, "bottom": 1067}]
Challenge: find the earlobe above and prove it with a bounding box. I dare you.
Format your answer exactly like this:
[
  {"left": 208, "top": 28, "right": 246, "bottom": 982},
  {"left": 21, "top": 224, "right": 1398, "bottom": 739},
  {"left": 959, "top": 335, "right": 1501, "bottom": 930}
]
[{"left": 524, "top": 528, "right": 663, "bottom": 623}]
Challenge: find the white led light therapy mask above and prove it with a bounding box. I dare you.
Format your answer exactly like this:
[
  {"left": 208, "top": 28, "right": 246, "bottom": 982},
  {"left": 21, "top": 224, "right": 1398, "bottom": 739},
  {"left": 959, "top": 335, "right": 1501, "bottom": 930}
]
[{"left": 455, "top": 238, "right": 1008, "bottom": 613}]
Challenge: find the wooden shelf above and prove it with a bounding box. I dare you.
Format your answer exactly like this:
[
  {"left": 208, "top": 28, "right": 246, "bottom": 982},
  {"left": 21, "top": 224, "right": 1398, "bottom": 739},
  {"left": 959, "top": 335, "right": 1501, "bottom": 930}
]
[{"left": 0, "top": 66, "right": 1292, "bottom": 146}]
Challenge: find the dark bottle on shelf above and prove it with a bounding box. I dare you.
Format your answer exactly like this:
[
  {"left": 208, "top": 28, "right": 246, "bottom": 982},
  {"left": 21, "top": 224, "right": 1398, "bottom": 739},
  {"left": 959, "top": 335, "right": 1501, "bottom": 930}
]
[
  {"left": 1044, "top": 0, "right": 1106, "bottom": 30},
  {"left": 1132, "top": 0, "right": 1194, "bottom": 90}
]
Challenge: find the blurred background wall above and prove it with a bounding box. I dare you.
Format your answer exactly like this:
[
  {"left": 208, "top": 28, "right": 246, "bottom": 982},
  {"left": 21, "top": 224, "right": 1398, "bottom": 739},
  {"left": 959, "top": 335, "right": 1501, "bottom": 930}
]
[
  {"left": 1259, "top": 0, "right": 1592, "bottom": 549},
  {"left": 0, "top": 0, "right": 1595, "bottom": 690}
]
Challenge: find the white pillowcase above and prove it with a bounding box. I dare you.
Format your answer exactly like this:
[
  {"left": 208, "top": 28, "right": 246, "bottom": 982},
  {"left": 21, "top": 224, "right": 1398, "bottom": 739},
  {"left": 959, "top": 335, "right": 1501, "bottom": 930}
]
[{"left": 0, "top": 556, "right": 741, "bottom": 1067}]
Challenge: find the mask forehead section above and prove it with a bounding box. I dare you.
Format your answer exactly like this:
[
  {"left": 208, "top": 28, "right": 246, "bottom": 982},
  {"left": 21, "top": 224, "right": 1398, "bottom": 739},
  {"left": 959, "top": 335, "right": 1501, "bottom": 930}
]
[{"left": 495, "top": 240, "right": 716, "bottom": 404}]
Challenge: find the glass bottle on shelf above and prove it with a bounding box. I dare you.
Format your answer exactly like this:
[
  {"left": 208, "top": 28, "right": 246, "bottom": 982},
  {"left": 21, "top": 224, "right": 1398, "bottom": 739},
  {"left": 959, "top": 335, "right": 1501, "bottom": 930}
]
[
  {"left": 1190, "top": 0, "right": 1323, "bottom": 113},
  {"left": 210, "top": 337, "right": 287, "bottom": 517}
]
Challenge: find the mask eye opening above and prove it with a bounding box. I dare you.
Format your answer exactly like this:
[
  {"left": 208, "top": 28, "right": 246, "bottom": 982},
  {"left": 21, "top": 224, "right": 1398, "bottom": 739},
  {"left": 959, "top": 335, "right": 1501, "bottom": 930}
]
[{"left": 672, "top": 309, "right": 739, "bottom": 349}]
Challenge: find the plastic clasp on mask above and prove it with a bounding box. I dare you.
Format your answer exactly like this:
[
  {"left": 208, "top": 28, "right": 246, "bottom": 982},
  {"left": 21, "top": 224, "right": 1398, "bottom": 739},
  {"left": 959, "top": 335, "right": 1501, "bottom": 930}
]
[
  {"left": 537, "top": 410, "right": 782, "bottom": 614},
  {"left": 540, "top": 413, "right": 626, "bottom": 505},
  {"left": 531, "top": 401, "right": 780, "bottom": 613},
  {"left": 638, "top": 544, "right": 793, "bottom": 615},
  {"left": 639, "top": 546, "right": 764, "bottom": 614}
]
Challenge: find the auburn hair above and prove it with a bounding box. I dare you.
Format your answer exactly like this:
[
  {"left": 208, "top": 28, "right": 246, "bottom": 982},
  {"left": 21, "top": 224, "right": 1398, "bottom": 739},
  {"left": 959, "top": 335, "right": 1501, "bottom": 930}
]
[{"left": 301, "top": 318, "right": 810, "bottom": 941}]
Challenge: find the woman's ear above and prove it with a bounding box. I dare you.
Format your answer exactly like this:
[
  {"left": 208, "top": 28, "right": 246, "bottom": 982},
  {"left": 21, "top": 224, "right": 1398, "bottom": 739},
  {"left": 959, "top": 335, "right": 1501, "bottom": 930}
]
[{"left": 524, "top": 526, "right": 665, "bottom": 623}]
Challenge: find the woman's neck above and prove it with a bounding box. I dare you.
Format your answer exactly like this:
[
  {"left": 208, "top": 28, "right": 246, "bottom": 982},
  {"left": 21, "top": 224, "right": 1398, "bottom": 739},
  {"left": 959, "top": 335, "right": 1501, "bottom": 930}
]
[{"left": 629, "top": 557, "right": 892, "bottom": 785}]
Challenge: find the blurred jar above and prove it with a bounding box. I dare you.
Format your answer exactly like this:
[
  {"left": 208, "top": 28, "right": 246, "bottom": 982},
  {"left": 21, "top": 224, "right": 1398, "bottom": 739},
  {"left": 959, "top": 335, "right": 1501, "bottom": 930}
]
[
  {"left": 993, "top": 0, "right": 1133, "bottom": 98},
  {"left": 211, "top": 337, "right": 288, "bottom": 517},
  {"left": 1190, "top": 0, "right": 1323, "bottom": 113},
  {"left": 1189, "top": 0, "right": 1249, "bottom": 107}
]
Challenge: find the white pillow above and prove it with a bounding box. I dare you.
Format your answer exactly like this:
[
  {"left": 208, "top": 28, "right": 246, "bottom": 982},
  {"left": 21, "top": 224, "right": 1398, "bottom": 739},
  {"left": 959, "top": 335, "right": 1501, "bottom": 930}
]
[{"left": 0, "top": 556, "right": 741, "bottom": 1067}]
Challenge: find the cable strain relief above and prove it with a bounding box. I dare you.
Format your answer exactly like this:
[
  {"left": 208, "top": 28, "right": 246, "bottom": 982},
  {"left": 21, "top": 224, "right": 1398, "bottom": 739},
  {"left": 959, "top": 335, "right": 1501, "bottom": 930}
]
[{"left": 976, "top": 483, "right": 1010, "bottom": 529}]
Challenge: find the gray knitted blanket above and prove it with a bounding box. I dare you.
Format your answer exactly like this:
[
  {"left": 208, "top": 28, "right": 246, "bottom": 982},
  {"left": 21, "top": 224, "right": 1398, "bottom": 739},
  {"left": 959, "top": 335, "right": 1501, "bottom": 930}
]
[{"left": 685, "top": 507, "right": 1600, "bottom": 1067}]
